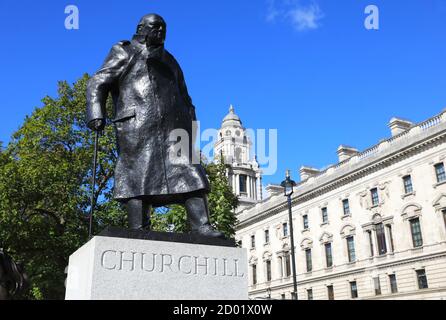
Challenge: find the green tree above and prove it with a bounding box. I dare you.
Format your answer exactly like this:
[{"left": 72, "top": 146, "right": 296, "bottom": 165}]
[
  {"left": 0, "top": 75, "right": 239, "bottom": 299},
  {"left": 0, "top": 75, "right": 125, "bottom": 299}
]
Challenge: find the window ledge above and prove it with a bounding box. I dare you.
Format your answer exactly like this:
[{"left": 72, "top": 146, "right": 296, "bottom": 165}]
[
  {"left": 301, "top": 228, "right": 310, "bottom": 234},
  {"left": 280, "top": 235, "right": 290, "bottom": 240},
  {"left": 411, "top": 246, "right": 424, "bottom": 253},
  {"left": 341, "top": 214, "right": 352, "bottom": 220},
  {"left": 401, "top": 191, "right": 416, "bottom": 199},
  {"left": 320, "top": 222, "right": 329, "bottom": 227},
  {"left": 433, "top": 180, "right": 446, "bottom": 188}
]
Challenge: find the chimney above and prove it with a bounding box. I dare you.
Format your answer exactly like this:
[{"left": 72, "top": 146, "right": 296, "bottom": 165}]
[
  {"left": 265, "top": 184, "right": 283, "bottom": 197},
  {"left": 300, "top": 166, "right": 320, "bottom": 181},
  {"left": 389, "top": 117, "right": 413, "bottom": 137},
  {"left": 337, "top": 145, "right": 359, "bottom": 162}
]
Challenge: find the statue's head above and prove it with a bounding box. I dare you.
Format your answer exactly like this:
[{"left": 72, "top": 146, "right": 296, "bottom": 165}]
[{"left": 136, "top": 14, "right": 166, "bottom": 46}]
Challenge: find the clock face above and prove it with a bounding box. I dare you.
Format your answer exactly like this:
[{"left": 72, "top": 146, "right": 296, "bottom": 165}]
[
  {"left": 226, "top": 130, "right": 231, "bottom": 136},
  {"left": 236, "top": 130, "right": 241, "bottom": 136}
]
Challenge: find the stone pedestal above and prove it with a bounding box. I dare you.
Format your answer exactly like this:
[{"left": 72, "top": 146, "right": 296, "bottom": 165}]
[{"left": 65, "top": 228, "right": 248, "bottom": 300}]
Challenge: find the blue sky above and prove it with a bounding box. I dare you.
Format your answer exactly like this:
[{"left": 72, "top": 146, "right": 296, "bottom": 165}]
[{"left": 1, "top": 0, "right": 446, "bottom": 186}]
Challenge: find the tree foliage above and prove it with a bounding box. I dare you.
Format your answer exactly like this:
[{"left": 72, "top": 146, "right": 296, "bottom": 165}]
[
  {"left": 0, "top": 75, "right": 238, "bottom": 299},
  {"left": 0, "top": 75, "right": 124, "bottom": 299}
]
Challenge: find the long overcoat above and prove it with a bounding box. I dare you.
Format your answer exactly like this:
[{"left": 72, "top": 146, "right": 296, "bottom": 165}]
[{"left": 86, "top": 38, "right": 209, "bottom": 202}]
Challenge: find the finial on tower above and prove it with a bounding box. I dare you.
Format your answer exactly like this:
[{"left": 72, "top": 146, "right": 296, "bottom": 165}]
[{"left": 229, "top": 104, "right": 235, "bottom": 113}]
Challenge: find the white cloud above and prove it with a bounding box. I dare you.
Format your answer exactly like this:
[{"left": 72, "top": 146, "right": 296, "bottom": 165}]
[
  {"left": 266, "top": 0, "right": 280, "bottom": 22},
  {"left": 288, "top": 4, "right": 323, "bottom": 31},
  {"left": 266, "top": 0, "right": 324, "bottom": 32}
]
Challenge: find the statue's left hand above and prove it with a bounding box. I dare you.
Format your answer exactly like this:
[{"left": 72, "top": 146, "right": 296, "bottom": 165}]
[{"left": 88, "top": 119, "right": 105, "bottom": 132}]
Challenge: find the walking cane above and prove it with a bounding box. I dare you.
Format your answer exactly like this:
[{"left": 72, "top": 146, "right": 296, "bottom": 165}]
[{"left": 88, "top": 131, "right": 99, "bottom": 239}]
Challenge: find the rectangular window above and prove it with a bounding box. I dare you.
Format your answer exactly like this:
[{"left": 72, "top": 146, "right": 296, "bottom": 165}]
[
  {"left": 410, "top": 218, "right": 423, "bottom": 248},
  {"left": 343, "top": 199, "right": 351, "bottom": 216},
  {"left": 389, "top": 274, "right": 398, "bottom": 294},
  {"left": 371, "top": 188, "right": 379, "bottom": 206},
  {"left": 239, "top": 174, "right": 247, "bottom": 193},
  {"left": 305, "top": 249, "right": 312, "bottom": 272},
  {"left": 264, "top": 230, "right": 269, "bottom": 244},
  {"left": 266, "top": 260, "right": 272, "bottom": 282},
  {"left": 284, "top": 254, "right": 291, "bottom": 277},
  {"left": 252, "top": 264, "right": 257, "bottom": 285},
  {"left": 325, "top": 243, "right": 333, "bottom": 268},
  {"left": 281, "top": 293, "right": 286, "bottom": 300},
  {"left": 303, "top": 215, "right": 309, "bottom": 229},
  {"left": 416, "top": 269, "right": 428, "bottom": 289},
  {"left": 251, "top": 235, "right": 255, "bottom": 249},
  {"left": 327, "top": 285, "right": 334, "bottom": 300},
  {"left": 350, "top": 281, "right": 358, "bottom": 299},
  {"left": 435, "top": 163, "right": 446, "bottom": 183},
  {"left": 387, "top": 225, "right": 395, "bottom": 252},
  {"left": 307, "top": 289, "right": 313, "bottom": 300},
  {"left": 374, "top": 277, "right": 382, "bottom": 295},
  {"left": 347, "top": 236, "right": 356, "bottom": 262},
  {"left": 403, "top": 175, "right": 414, "bottom": 194},
  {"left": 367, "top": 230, "right": 374, "bottom": 256},
  {"left": 376, "top": 223, "right": 387, "bottom": 255},
  {"left": 321, "top": 207, "right": 328, "bottom": 224},
  {"left": 283, "top": 223, "right": 288, "bottom": 237}
]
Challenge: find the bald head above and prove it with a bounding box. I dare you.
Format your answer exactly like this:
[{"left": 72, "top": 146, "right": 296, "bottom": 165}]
[{"left": 136, "top": 14, "right": 167, "bottom": 46}]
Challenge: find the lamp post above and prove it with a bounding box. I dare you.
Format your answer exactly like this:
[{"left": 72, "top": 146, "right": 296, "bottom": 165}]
[{"left": 280, "top": 170, "right": 298, "bottom": 300}]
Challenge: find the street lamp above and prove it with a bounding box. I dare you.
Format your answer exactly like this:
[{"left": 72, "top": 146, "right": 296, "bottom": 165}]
[{"left": 280, "top": 170, "right": 298, "bottom": 300}]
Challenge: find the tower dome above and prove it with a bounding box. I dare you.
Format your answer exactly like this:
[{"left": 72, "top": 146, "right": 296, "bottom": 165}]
[{"left": 222, "top": 105, "right": 242, "bottom": 128}]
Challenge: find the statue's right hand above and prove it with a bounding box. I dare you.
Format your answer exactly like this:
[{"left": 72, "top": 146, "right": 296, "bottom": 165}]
[{"left": 88, "top": 119, "right": 105, "bottom": 132}]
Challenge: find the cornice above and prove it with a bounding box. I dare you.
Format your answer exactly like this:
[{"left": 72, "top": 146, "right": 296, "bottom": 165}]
[{"left": 237, "top": 122, "right": 446, "bottom": 230}]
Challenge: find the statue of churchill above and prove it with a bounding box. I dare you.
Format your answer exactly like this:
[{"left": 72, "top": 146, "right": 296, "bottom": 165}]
[{"left": 86, "top": 14, "right": 224, "bottom": 238}]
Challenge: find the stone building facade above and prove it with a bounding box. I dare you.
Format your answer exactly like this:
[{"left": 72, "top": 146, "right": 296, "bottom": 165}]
[{"left": 235, "top": 109, "right": 446, "bottom": 300}]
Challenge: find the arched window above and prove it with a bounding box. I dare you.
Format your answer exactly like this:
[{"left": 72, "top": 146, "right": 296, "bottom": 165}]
[
  {"left": 300, "top": 238, "right": 313, "bottom": 273},
  {"left": 363, "top": 214, "right": 394, "bottom": 256},
  {"left": 319, "top": 232, "right": 334, "bottom": 268},
  {"left": 340, "top": 225, "right": 356, "bottom": 263}
]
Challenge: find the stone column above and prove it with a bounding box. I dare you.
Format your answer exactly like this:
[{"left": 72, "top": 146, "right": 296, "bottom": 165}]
[
  {"left": 384, "top": 224, "right": 394, "bottom": 252},
  {"left": 235, "top": 174, "right": 240, "bottom": 196},
  {"left": 278, "top": 256, "right": 283, "bottom": 279},
  {"left": 257, "top": 175, "right": 263, "bottom": 201},
  {"left": 253, "top": 178, "right": 257, "bottom": 201},
  {"left": 247, "top": 176, "right": 252, "bottom": 198},
  {"left": 371, "top": 228, "right": 379, "bottom": 256}
]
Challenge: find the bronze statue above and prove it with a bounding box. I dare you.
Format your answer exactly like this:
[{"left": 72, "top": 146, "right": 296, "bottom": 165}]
[
  {"left": 86, "top": 14, "right": 224, "bottom": 238},
  {"left": 0, "top": 249, "right": 29, "bottom": 300}
]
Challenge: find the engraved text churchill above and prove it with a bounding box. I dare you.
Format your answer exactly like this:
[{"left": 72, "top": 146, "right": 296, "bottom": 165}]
[{"left": 100, "top": 250, "right": 245, "bottom": 277}]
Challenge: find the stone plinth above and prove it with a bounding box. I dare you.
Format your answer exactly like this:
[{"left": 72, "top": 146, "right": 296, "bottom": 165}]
[{"left": 65, "top": 228, "right": 248, "bottom": 300}]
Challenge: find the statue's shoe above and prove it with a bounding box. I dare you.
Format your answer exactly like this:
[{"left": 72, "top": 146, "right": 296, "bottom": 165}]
[{"left": 192, "top": 224, "right": 226, "bottom": 239}]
